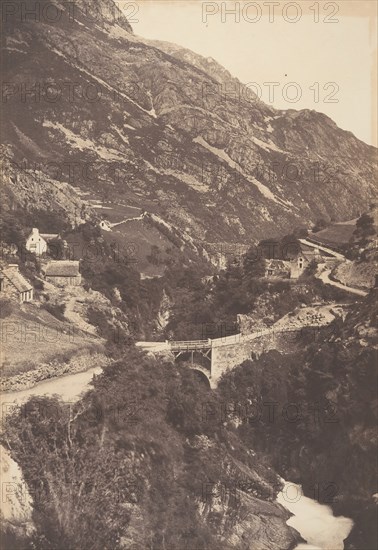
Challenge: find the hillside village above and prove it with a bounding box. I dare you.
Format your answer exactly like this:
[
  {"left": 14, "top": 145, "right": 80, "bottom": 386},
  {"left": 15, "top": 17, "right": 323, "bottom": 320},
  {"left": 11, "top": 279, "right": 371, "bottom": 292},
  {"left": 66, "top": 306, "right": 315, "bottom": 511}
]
[
  {"left": 1, "top": 227, "right": 83, "bottom": 302},
  {"left": 2, "top": 205, "right": 377, "bottom": 308},
  {"left": 1, "top": 208, "right": 376, "bottom": 404},
  {"left": 0, "top": 226, "right": 347, "bottom": 306},
  {"left": 0, "top": 213, "right": 374, "bottom": 400}
]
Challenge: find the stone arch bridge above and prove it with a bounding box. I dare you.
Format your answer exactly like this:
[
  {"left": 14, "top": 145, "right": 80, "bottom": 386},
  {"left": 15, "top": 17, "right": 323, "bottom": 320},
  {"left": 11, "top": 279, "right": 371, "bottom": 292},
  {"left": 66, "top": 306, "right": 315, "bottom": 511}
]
[{"left": 136, "top": 327, "right": 312, "bottom": 388}]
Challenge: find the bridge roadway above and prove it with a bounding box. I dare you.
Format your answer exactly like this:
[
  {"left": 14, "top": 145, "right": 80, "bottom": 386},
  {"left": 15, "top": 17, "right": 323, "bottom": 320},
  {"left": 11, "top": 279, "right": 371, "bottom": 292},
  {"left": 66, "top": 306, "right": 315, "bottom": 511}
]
[{"left": 136, "top": 327, "right": 287, "bottom": 354}]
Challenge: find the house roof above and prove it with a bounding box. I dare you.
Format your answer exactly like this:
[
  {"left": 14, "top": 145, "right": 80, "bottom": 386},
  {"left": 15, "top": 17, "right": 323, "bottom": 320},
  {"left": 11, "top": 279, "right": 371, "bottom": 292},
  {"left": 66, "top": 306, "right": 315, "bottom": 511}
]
[
  {"left": 300, "top": 243, "right": 320, "bottom": 254},
  {"left": 40, "top": 233, "right": 59, "bottom": 241},
  {"left": 300, "top": 250, "right": 319, "bottom": 262},
  {"left": 266, "top": 259, "right": 291, "bottom": 270},
  {"left": 26, "top": 229, "right": 59, "bottom": 242},
  {"left": 45, "top": 261, "right": 80, "bottom": 277},
  {"left": 1, "top": 267, "right": 33, "bottom": 293}
]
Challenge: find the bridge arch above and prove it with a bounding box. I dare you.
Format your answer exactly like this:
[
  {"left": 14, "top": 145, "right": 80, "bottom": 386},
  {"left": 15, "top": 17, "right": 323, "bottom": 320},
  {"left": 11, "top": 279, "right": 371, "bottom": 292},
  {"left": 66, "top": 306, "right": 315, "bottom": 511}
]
[{"left": 189, "top": 367, "right": 211, "bottom": 388}]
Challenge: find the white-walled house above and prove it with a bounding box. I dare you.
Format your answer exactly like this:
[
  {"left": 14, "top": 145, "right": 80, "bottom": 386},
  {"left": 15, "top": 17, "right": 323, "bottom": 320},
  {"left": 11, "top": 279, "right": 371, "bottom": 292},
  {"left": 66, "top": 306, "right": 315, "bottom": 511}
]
[
  {"left": 99, "top": 220, "right": 112, "bottom": 231},
  {"left": 26, "top": 228, "right": 59, "bottom": 256}
]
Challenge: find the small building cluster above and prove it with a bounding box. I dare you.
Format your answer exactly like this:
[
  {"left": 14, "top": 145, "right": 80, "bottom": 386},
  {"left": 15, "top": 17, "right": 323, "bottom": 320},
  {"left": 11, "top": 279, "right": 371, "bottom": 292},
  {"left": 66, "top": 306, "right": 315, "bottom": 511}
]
[
  {"left": 26, "top": 227, "right": 82, "bottom": 287},
  {"left": 0, "top": 227, "right": 83, "bottom": 305},
  {"left": 264, "top": 244, "right": 326, "bottom": 280}
]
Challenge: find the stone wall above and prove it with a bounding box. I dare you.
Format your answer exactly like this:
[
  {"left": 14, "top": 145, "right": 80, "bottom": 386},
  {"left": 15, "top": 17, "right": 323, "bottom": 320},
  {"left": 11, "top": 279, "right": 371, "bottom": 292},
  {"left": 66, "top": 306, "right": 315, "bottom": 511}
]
[
  {"left": 210, "top": 330, "right": 303, "bottom": 387},
  {"left": 211, "top": 342, "right": 252, "bottom": 386},
  {"left": 46, "top": 275, "right": 82, "bottom": 287}
]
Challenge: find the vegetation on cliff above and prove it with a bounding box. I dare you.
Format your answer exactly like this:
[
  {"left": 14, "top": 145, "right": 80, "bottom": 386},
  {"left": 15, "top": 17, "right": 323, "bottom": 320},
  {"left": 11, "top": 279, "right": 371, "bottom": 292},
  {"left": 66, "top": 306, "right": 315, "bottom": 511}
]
[
  {"left": 216, "top": 290, "right": 378, "bottom": 549},
  {"left": 3, "top": 349, "right": 298, "bottom": 550}
]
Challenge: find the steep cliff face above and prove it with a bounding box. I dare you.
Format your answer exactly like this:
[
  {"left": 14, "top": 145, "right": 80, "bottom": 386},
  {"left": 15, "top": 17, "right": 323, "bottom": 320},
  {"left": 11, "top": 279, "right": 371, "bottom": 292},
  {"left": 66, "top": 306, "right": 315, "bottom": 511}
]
[
  {"left": 0, "top": 446, "right": 35, "bottom": 547},
  {"left": 2, "top": 0, "right": 377, "bottom": 255}
]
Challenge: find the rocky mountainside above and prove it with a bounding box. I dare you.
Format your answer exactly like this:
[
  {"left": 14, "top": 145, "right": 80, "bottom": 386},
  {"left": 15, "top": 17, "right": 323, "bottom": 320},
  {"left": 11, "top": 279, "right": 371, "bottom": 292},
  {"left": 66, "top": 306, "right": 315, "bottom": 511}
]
[{"left": 2, "top": 0, "right": 377, "bottom": 255}]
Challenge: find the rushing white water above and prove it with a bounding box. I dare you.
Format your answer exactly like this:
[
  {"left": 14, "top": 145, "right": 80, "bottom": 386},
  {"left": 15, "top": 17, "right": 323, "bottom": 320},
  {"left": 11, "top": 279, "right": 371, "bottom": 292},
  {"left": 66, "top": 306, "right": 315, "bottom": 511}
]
[{"left": 277, "top": 481, "right": 353, "bottom": 550}]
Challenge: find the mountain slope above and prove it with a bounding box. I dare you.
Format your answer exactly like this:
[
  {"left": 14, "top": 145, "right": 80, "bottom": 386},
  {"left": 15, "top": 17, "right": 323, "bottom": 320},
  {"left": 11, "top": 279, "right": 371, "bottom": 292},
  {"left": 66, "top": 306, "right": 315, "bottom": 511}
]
[{"left": 2, "top": 0, "right": 377, "bottom": 255}]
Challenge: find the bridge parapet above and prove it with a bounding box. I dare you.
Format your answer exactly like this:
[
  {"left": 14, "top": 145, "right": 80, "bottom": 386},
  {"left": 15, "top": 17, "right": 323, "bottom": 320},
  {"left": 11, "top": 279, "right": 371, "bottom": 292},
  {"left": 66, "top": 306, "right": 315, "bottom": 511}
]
[
  {"left": 169, "top": 334, "right": 244, "bottom": 351},
  {"left": 169, "top": 339, "right": 211, "bottom": 352},
  {"left": 211, "top": 333, "right": 242, "bottom": 347}
]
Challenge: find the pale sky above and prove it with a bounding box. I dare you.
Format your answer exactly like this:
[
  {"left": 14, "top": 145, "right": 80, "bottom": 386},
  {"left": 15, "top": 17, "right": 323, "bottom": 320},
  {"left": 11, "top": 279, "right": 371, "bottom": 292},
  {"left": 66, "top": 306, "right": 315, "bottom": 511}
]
[{"left": 129, "top": 1, "right": 377, "bottom": 147}]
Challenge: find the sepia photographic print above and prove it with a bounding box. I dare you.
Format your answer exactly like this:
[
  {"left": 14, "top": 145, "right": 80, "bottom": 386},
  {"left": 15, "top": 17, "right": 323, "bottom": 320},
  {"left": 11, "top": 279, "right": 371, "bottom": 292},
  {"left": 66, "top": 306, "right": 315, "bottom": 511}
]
[{"left": 1, "top": 1, "right": 377, "bottom": 549}]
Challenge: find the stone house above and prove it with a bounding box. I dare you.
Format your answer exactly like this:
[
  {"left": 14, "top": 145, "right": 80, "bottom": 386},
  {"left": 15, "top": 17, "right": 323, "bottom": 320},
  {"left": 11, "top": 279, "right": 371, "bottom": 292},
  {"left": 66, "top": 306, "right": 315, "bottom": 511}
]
[
  {"left": 264, "top": 255, "right": 311, "bottom": 280},
  {"left": 0, "top": 264, "right": 33, "bottom": 303},
  {"left": 44, "top": 260, "right": 82, "bottom": 287},
  {"left": 299, "top": 244, "right": 323, "bottom": 262},
  {"left": 265, "top": 259, "right": 291, "bottom": 278},
  {"left": 263, "top": 240, "right": 326, "bottom": 280},
  {"left": 26, "top": 228, "right": 59, "bottom": 256}
]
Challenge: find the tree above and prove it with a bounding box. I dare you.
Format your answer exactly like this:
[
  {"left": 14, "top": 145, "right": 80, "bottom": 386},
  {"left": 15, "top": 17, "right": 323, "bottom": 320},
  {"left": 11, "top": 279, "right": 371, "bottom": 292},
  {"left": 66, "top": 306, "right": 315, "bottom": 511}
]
[
  {"left": 48, "top": 237, "right": 65, "bottom": 259},
  {"left": 303, "top": 259, "right": 318, "bottom": 277},
  {"left": 350, "top": 213, "right": 376, "bottom": 252},
  {"left": 243, "top": 246, "right": 266, "bottom": 277},
  {"left": 293, "top": 226, "right": 309, "bottom": 238},
  {"left": 258, "top": 239, "right": 280, "bottom": 259},
  {"left": 280, "top": 234, "right": 301, "bottom": 260},
  {"left": 355, "top": 213, "right": 375, "bottom": 237},
  {"left": 312, "top": 218, "right": 330, "bottom": 233}
]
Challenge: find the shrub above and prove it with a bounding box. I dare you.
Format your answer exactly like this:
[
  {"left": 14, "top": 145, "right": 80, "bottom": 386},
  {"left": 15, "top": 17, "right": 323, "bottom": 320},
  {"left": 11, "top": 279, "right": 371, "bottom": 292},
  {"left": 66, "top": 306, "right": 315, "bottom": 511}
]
[
  {"left": 313, "top": 218, "right": 330, "bottom": 233},
  {"left": 42, "top": 302, "right": 66, "bottom": 321},
  {"left": 0, "top": 299, "right": 13, "bottom": 318}
]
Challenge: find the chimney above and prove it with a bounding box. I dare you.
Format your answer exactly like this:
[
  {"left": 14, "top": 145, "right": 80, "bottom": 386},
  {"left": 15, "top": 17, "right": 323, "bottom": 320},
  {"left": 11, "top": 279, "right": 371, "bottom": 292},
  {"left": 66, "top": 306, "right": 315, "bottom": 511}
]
[{"left": 7, "top": 264, "right": 19, "bottom": 272}]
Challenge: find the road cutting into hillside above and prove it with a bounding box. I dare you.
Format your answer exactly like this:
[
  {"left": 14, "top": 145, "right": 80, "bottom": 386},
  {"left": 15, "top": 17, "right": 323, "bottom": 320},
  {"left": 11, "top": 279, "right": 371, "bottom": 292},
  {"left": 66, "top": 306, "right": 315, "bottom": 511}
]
[{"left": 317, "top": 264, "right": 368, "bottom": 297}]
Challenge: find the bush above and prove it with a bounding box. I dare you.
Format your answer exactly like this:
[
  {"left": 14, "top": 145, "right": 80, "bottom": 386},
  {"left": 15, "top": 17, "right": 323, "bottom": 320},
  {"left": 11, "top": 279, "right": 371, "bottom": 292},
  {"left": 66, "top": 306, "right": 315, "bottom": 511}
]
[
  {"left": 303, "top": 259, "right": 318, "bottom": 277},
  {"left": 312, "top": 218, "right": 330, "bottom": 233},
  {"left": 0, "top": 299, "right": 13, "bottom": 318},
  {"left": 42, "top": 302, "right": 66, "bottom": 321}
]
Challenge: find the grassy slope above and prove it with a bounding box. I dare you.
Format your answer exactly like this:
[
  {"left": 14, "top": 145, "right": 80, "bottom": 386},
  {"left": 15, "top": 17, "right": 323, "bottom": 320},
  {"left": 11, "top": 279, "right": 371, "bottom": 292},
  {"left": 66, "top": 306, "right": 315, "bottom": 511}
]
[
  {"left": 309, "top": 224, "right": 356, "bottom": 247},
  {"left": 1, "top": 302, "right": 103, "bottom": 377}
]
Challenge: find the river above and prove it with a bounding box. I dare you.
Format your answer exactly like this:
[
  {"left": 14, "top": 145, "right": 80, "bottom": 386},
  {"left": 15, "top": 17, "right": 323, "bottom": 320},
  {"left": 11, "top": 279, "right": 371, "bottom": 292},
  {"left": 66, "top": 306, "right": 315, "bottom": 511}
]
[
  {"left": 1, "top": 368, "right": 353, "bottom": 549},
  {"left": 277, "top": 481, "right": 353, "bottom": 549}
]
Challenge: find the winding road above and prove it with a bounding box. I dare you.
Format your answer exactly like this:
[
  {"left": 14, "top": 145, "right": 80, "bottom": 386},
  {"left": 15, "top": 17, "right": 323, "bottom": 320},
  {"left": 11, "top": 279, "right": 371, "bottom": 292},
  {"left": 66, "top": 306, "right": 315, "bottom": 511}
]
[
  {"left": 298, "top": 238, "right": 346, "bottom": 261},
  {"left": 299, "top": 239, "right": 368, "bottom": 297},
  {"left": 317, "top": 266, "right": 368, "bottom": 297}
]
